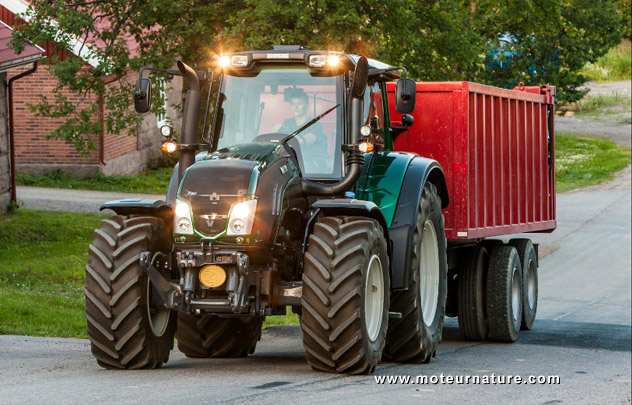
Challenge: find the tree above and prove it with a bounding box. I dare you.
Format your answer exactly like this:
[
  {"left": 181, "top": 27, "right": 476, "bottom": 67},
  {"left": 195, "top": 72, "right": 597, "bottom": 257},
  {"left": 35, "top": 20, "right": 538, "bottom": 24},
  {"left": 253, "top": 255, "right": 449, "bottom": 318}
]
[
  {"left": 468, "top": 0, "right": 624, "bottom": 103},
  {"left": 10, "top": 0, "right": 626, "bottom": 153}
]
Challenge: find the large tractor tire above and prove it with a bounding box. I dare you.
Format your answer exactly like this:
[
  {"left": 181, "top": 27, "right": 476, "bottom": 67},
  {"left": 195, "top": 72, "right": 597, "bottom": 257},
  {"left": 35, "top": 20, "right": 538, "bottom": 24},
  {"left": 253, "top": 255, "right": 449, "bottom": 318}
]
[
  {"left": 508, "top": 238, "right": 538, "bottom": 330},
  {"left": 385, "top": 182, "right": 447, "bottom": 363},
  {"left": 457, "top": 246, "right": 489, "bottom": 341},
  {"left": 85, "top": 215, "right": 176, "bottom": 369},
  {"left": 176, "top": 315, "right": 263, "bottom": 358},
  {"left": 486, "top": 246, "right": 523, "bottom": 342},
  {"left": 301, "top": 216, "right": 390, "bottom": 374}
]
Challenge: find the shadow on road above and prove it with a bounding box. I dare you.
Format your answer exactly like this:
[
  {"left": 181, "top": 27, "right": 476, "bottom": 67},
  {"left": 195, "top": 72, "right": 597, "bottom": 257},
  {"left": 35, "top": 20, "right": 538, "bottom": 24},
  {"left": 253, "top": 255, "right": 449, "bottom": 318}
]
[{"left": 442, "top": 319, "right": 631, "bottom": 352}]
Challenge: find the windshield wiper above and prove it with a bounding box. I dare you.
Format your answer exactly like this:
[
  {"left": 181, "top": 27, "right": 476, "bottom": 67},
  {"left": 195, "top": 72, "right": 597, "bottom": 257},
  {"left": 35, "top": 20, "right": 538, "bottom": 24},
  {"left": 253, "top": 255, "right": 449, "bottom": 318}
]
[{"left": 281, "top": 104, "right": 340, "bottom": 145}]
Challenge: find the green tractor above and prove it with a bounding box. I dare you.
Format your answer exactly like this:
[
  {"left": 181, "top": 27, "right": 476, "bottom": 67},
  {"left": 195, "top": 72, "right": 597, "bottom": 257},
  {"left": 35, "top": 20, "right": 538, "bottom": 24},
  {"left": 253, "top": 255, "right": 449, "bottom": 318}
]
[{"left": 85, "top": 46, "right": 449, "bottom": 374}]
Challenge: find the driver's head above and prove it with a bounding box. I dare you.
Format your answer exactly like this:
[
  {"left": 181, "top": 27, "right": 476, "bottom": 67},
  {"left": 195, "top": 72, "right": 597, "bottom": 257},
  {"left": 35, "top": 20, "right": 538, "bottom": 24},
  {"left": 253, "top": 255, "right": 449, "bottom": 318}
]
[{"left": 287, "top": 89, "right": 309, "bottom": 119}]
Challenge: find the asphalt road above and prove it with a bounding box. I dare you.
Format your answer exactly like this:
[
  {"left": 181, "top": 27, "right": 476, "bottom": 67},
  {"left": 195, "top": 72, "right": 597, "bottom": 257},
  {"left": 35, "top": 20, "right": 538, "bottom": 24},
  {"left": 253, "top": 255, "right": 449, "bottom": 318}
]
[{"left": 2, "top": 169, "right": 630, "bottom": 404}]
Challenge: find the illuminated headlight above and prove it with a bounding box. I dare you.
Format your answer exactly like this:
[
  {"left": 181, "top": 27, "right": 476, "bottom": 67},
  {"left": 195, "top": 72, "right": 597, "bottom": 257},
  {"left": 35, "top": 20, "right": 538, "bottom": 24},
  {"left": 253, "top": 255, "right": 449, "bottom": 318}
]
[
  {"left": 227, "top": 199, "right": 257, "bottom": 236},
  {"left": 174, "top": 199, "right": 194, "bottom": 235},
  {"left": 308, "top": 54, "right": 326, "bottom": 67},
  {"left": 160, "top": 125, "right": 173, "bottom": 137},
  {"left": 218, "top": 55, "right": 230, "bottom": 67},
  {"left": 231, "top": 55, "right": 249, "bottom": 67},
  {"left": 327, "top": 55, "right": 339, "bottom": 66}
]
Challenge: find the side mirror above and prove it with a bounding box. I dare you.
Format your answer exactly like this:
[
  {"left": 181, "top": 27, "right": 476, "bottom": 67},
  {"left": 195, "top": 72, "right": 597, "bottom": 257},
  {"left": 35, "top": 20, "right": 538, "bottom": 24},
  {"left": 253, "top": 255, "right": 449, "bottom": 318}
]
[
  {"left": 134, "top": 78, "right": 152, "bottom": 113},
  {"left": 395, "top": 78, "right": 416, "bottom": 114}
]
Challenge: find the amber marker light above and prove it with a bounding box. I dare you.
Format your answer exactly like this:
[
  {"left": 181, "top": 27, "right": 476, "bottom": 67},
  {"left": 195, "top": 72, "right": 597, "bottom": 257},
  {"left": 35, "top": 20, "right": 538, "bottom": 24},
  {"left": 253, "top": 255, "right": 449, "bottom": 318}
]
[
  {"left": 161, "top": 141, "right": 178, "bottom": 153},
  {"left": 359, "top": 142, "right": 374, "bottom": 153}
]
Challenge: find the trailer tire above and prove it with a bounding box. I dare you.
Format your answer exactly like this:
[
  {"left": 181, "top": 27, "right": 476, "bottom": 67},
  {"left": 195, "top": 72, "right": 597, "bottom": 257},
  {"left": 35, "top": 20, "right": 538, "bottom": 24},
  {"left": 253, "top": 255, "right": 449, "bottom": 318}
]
[
  {"left": 509, "top": 239, "right": 538, "bottom": 330},
  {"left": 85, "top": 215, "right": 176, "bottom": 369},
  {"left": 176, "top": 315, "right": 263, "bottom": 358},
  {"left": 384, "top": 183, "right": 447, "bottom": 363},
  {"left": 486, "top": 246, "right": 523, "bottom": 342},
  {"left": 301, "top": 216, "right": 389, "bottom": 374},
  {"left": 457, "top": 246, "right": 489, "bottom": 341}
]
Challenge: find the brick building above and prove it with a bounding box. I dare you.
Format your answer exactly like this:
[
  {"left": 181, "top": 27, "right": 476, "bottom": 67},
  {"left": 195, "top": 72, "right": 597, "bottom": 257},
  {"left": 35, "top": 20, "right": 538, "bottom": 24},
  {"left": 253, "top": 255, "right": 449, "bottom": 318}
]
[
  {"left": 0, "top": 0, "right": 180, "bottom": 177},
  {"left": 0, "top": 19, "right": 43, "bottom": 214}
]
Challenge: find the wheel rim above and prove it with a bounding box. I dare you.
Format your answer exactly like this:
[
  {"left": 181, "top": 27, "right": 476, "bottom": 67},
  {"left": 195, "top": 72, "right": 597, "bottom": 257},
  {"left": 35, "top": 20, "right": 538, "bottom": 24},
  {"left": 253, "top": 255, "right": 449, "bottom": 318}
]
[
  {"left": 527, "top": 259, "right": 536, "bottom": 310},
  {"left": 147, "top": 280, "right": 170, "bottom": 337},
  {"left": 511, "top": 266, "right": 520, "bottom": 322},
  {"left": 364, "top": 254, "right": 384, "bottom": 342},
  {"left": 419, "top": 220, "right": 440, "bottom": 327}
]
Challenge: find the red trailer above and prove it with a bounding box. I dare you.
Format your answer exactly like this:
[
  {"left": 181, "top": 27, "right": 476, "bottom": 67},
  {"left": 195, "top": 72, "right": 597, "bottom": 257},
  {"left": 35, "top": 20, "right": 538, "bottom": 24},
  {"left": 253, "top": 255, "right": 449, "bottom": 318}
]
[
  {"left": 387, "top": 81, "right": 556, "bottom": 342},
  {"left": 387, "top": 81, "right": 556, "bottom": 240}
]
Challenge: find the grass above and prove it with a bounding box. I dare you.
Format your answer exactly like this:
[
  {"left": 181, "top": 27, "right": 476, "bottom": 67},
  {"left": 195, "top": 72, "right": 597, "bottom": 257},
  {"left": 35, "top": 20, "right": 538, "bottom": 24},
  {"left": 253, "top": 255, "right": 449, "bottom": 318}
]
[
  {"left": 0, "top": 209, "right": 300, "bottom": 338},
  {"left": 17, "top": 167, "right": 172, "bottom": 195},
  {"left": 0, "top": 210, "right": 108, "bottom": 337},
  {"left": 573, "top": 94, "right": 632, "bottom": 122},
  {"left": 555, "top": 132, "right": 631, "bottom": 192},
  {"left": 581, "top": 41, "right": 631, "bottom": 82}
]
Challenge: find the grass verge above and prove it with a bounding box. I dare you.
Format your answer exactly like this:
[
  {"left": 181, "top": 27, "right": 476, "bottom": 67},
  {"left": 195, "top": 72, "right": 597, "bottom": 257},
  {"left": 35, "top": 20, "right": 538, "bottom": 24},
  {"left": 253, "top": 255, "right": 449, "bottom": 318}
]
[
  {"left": 573, "top": 94, "right": 632, "bottom": 122},
  {"left": 555, "top": 132, "right": 631, "bottom": 192},
  {"left": 0, "top": 210, "right": 107, "bottom": 337},
  {"left": 17, "top": 167, "right": 172, "bottom": 195},
  {"left": 580, "top": 41, "right": 631, "bottom": 82},
  {"left": 0, "top": 209, "right": 300, "bottom": 338}
]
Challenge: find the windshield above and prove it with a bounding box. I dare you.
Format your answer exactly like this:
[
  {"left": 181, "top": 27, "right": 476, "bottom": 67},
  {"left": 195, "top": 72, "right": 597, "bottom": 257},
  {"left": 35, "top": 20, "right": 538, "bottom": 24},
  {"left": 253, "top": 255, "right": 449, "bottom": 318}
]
[{"left": 215, "top": 65, "right": 343, "bottom": 179}]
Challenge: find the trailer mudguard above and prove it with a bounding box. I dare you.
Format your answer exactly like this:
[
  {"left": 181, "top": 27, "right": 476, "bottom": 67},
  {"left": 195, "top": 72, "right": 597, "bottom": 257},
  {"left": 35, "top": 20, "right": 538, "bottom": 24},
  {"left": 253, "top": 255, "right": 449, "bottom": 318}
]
[
  {"left": 100, "top": 199, "right": 173, "bottom": 223},
  {"left": 389, "top": 157, "right": 448, "bottom": 289}
]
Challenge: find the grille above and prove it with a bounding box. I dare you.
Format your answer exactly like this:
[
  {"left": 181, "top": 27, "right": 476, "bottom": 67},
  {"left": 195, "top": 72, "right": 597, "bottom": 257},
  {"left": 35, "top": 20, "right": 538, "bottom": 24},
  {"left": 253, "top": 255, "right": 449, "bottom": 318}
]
[{"left": 180, "top": 160, "right": 256, "bottom": 236}]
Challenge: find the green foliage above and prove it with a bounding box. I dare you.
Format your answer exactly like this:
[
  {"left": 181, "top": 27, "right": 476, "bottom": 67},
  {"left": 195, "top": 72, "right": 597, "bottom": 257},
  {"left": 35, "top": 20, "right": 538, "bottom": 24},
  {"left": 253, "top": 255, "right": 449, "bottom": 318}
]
[
  {"left": 581, "top": 41, "right": 632, "bottom": 82},
  {"left": 618, "top": 0, "right": 631, "bottom": 40},
  {"left": 471, "top": 0, "right": 625, "bottom": 103},
  {"left": 16, "top": 166, "right": 172, "bottom": 194},
  {"left": 10, "top": 0, "right": 627, "bottom": 153},
  {"left": 555, "top": 132, "right": 631, "bottom": 192}
]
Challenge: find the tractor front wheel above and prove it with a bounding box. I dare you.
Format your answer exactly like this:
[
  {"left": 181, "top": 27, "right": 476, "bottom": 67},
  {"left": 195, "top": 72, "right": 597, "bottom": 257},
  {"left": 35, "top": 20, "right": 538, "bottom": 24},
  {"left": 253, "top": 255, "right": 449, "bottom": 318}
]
[
  {"left": 301, "top": 216, "right": 390, "bottom": 374},
  {"left": 85, "top": 215, "right": 176, "bottom": 369}
]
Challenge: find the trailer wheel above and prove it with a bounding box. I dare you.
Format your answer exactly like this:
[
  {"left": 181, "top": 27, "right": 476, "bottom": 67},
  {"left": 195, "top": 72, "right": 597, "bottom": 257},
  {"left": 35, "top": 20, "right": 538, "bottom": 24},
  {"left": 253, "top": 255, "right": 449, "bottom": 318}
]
[
  {"left": 301, "top": 216, "right": 389, "bottom": 374},
  {"left": 176, "top": 315, "right": 263, "bottom": 358},
  {"left": 509, "top": 239, "right": 538, "bottom": 330},
  {"left": 486, "top": 246, "right": 523, "bottom": 342},
  {"left": 457, "top": 246, "right": 489, "bottom": 341},
  {"left": 384, "top": 182, "right": 447, "bottom": 363},
  {"left": 85, "top": 215, "right": 176, "bottom": 369}
]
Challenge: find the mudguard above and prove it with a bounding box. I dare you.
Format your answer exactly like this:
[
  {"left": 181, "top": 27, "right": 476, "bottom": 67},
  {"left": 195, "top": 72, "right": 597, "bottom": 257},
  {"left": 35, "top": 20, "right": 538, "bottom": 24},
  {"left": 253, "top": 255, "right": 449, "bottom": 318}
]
[
  {"left": 389, "top": 157, "right": 448, "bottom": 289},
  {"left": 311, "top": 199, "right": 390, "bottom": 243},
  {"left": 100, "top": 199, "right": 173, "bottom": 222}
]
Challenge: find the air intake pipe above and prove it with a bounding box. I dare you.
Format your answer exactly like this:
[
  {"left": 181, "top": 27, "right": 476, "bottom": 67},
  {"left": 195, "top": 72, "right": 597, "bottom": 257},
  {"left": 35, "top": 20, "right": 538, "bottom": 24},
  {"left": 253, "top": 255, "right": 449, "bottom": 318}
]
[
  {"left": 300, "top": 56, "right": 368, "bottom": 196},
  {"left": 177, "top": 60, "right": 201, "bottom": 182}
]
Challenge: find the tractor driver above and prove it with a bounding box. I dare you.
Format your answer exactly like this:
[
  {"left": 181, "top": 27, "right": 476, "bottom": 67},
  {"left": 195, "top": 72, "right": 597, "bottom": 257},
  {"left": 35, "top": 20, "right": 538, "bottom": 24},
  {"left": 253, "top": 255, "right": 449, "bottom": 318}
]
[{"left": 272, "top": 88, "right": 326, "bottom": 146}]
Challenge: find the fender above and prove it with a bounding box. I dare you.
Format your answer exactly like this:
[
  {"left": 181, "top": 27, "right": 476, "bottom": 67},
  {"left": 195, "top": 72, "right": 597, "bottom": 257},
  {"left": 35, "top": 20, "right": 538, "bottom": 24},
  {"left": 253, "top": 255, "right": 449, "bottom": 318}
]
[
  {"left": 389, "top": 157, "right": 449, "bottom": 289},
  {"left": 311, "top": 198, "right": 389, "bottom": 243},
  {"left": 100, "top": 199, "right": 174, "bottom": 223}
]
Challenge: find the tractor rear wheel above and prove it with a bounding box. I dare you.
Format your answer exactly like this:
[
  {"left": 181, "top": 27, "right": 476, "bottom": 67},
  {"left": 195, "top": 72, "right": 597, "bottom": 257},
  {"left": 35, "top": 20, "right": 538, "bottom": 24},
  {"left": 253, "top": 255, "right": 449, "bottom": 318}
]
[
  {"left": 85, "top": 215, "right": 176, "bottom": 369},
  {"left": 509, "top": 238, "right": 538, "bottom": 330},
  {"left": 176, "top": 315, "right": 262, "bottom": 358},
  {"left": 457, "top": 246, "right": 489, "bottom": 341},
  {"left": 301, "top": 216, "right": 389, "bottom": 374},
  {"left": 384, "top": 182, "right": 447, "bottom": 363},
  {"left": 486, "top": 246, "right": 523, "bottom": 342}
]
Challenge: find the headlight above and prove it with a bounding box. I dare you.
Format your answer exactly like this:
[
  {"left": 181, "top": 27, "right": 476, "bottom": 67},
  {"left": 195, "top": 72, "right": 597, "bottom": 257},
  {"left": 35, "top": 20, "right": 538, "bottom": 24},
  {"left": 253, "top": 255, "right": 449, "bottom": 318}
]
[
  {"left": 227, "top": 199, "right": 257, "bottom": 236},
  {"left": 174, "top": 199, "right": 194, "bottom": 235}
]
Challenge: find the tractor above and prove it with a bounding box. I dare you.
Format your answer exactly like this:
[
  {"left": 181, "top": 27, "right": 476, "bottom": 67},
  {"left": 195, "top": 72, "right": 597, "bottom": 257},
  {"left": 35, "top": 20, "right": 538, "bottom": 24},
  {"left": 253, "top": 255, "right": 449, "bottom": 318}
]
[{"left": 85, "top": 46, "right": 449, "bottom": 374}]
